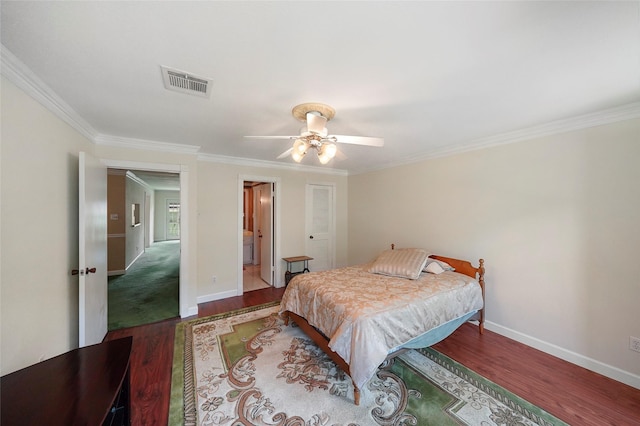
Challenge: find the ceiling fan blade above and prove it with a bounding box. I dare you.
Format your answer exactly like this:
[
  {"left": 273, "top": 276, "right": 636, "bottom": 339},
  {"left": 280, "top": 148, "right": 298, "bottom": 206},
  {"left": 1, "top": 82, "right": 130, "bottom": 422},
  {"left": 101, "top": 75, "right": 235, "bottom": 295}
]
[
  {"left": 243, "top": 135, "right": 297, "bottom": 140},
  {"left": 330, "top": 135, "right": 384, "bottom": 147},
  {"left": 306, "top": 113, "right": 328, "bottom": 134},
  {"left": 277, "top": 147, "right": 293, "bottom": 159}
]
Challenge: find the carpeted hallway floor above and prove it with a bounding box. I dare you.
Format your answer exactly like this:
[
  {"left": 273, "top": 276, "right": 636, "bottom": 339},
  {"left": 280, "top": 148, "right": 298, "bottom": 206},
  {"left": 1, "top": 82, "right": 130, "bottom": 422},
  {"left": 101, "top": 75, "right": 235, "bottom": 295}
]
[{"left": 108, "top": 240, "right": 180, "bottom": 330}]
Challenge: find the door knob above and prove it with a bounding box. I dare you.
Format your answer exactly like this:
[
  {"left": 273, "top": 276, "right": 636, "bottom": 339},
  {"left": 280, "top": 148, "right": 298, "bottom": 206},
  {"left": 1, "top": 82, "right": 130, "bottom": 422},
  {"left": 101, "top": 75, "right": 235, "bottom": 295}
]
[
  {"left": 71, "top": 268, "right": 96, "bottom": 276},
  {"left": 309, "top": 235, "right": 314, "bottom": 239}
]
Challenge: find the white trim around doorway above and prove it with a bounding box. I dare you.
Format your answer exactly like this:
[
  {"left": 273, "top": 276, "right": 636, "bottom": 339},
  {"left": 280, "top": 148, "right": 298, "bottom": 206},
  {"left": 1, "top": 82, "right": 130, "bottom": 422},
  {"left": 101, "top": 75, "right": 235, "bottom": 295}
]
[
  {"left": 101, "top": 159, "right": 194, "bottom": 318},
  {"left": 238, "top": 175, "right": 282, "bottom": 295}
]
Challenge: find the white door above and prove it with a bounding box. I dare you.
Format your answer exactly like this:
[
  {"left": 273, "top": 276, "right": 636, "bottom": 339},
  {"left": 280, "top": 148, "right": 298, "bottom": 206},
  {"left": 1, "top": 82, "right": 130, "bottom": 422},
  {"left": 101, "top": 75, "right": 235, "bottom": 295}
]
[
  {"left": 166, "top": 199, "right": 180, "bottom": 240},
  {"left": 78, "top": 152, "right": 108, "bottom": 347},
  {"left": 305, "top": 184, "right": 335, "bottom": 272},
  {"left": 258, "top": 183, "right": 273, "bottom": 285}
]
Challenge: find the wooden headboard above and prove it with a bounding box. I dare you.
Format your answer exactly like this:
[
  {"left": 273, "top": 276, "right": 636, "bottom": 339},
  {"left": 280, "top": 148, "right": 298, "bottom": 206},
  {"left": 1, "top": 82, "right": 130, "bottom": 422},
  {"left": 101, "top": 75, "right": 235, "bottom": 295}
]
[
  {"left": 390, "top": 243, "right": 484, "bottom": 281},
  {"left": 429, "top": 254, "right": 485, "bottom": 282},
  {"left": 390, "top": 243, "right": 485, "bottom": 332}
]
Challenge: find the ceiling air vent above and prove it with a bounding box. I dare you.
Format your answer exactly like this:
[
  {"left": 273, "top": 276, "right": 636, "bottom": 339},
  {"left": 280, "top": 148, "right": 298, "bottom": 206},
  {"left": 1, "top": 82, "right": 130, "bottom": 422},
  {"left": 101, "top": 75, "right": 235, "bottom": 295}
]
[{"left": 161, "top": 66, "right": 212, "bottom": 98}]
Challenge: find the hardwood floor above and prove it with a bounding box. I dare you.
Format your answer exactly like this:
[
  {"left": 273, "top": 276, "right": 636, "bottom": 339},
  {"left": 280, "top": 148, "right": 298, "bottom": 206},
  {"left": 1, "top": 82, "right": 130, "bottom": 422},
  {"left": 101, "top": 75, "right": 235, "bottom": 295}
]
[{"left": 106, "top": 287, "right": 640, "bottom": 425}]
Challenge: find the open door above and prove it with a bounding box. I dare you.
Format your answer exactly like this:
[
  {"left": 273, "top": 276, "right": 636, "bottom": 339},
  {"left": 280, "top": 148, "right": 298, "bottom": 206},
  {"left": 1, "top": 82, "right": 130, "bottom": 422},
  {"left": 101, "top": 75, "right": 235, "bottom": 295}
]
[
  {"left": 78, "top": 152, "right": 108, "bottom": 347},
  {"left": 258, "top": 183, "right": 274, "bottom": 285}
]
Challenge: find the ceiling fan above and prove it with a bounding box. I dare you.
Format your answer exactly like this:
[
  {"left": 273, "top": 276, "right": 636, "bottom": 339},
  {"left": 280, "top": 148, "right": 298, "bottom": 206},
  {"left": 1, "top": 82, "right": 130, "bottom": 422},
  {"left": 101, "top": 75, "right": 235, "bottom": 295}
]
[{"left": 244, "top": 103, "right": 384, "bottom": 164}]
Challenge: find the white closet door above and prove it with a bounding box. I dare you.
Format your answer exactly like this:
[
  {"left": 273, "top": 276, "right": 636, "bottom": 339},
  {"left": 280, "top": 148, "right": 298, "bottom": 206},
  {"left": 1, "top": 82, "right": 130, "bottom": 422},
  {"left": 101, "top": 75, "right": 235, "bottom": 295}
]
[{"left": 305, "top": 184, "right": 335, "bottom": 272}]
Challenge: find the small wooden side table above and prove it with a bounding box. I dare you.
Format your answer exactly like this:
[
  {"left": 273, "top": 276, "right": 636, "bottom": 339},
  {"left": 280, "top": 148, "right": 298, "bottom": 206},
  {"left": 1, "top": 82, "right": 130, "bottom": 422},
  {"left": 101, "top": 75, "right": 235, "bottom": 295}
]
[{"left": 283, "top": 255, "right": 313, "bottom": 285}]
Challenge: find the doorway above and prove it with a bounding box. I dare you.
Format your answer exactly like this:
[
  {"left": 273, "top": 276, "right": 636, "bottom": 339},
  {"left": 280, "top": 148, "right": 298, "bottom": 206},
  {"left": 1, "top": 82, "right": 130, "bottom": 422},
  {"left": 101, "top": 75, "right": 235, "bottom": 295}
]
[
  {"left": 106, "top": 168, "right": 182, "bottom": 329},
  {"left": 103, "top": 159, "right": 191, "bottom": 319},
  {"left": 239, "top": 176, "right": 281, "bottom": 293}
]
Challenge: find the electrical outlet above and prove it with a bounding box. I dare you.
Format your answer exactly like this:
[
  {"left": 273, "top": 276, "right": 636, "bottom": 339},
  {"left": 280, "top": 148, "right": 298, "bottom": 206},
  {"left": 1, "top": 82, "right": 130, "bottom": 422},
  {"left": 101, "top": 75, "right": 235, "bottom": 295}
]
[
  {"left": 630, "top": 336, "right": 640, "bottom": 353},
  {"left": 212, "top": 275, "right": 217, "bottom": 284}
]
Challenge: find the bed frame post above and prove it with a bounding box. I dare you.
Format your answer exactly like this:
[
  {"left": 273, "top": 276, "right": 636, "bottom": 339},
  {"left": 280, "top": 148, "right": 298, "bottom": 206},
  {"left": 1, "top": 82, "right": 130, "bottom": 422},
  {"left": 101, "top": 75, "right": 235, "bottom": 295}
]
[{"left": 478, "top": 258, "right": 485, "bottom": 335}]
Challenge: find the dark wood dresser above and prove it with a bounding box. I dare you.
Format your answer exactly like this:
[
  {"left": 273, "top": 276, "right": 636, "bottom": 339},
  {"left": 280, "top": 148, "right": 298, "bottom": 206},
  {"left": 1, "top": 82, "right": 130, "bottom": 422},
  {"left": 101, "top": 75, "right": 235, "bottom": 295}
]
[{"left": 1, "top": 336, "right": 132, "bottom": 426}]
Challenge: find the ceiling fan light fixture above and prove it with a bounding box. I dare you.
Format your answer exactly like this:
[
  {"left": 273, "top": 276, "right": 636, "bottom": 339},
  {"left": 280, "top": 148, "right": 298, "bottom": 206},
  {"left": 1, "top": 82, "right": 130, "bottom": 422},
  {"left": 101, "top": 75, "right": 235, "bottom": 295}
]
[
  {"left": 317, "top": 152, "right": 331, "bottom": 164},
  {"left": 292, "top": 138, "right": 308, "bottom": 162},
  {"left": 246, "top": 102, "right": 383, "bottom": 165},
  {"left": 317, "top": 142, "right": 337, "bottom": 164},
  {"left": 324, "top": 143, "right": 337, "bottom": 158},
  {"left": 293, "top": 138, "right": 308, "bottom": 153}
]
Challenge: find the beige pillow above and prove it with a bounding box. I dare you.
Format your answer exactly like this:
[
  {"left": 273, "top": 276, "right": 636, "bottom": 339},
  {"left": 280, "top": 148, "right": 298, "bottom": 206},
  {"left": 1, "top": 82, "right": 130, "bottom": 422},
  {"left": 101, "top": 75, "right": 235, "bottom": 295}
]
[{"left": 366, "top": 248, "right": 429, "bottom": 280}]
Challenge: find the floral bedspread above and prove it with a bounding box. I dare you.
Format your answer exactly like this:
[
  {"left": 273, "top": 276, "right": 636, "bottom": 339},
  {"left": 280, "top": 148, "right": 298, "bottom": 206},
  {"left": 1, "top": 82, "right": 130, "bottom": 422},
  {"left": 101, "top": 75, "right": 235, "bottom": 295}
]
[{"left": 279, "top": 264, "right": 484, "bottom": 389}]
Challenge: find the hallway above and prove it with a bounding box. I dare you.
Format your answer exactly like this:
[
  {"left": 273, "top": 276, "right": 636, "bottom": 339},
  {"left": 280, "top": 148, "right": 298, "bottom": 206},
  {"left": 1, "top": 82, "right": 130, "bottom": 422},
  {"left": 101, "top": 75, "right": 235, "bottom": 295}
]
[{"left": 108, "top": 240, "right": 180, "bottom": 330}]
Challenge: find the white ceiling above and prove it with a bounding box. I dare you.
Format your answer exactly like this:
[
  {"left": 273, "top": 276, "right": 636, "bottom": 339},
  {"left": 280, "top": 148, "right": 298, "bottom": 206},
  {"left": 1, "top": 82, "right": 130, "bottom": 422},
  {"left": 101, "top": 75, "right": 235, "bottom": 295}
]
[{"left": 2, "top": 1, "right": 639, "bottom": 174}]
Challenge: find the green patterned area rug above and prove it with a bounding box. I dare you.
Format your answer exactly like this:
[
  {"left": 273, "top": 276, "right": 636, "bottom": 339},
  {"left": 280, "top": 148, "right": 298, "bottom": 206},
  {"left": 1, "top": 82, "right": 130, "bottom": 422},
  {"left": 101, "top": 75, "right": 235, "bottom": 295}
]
[{"left": 170, "top": 303, "right": 567, "bottom": 425}]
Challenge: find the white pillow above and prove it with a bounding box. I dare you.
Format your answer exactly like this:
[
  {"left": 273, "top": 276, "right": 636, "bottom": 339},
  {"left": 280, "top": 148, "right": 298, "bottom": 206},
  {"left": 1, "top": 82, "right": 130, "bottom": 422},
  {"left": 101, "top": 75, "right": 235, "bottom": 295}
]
[
  {"left": 423, "top": 258, "right": 455, "bottom": 272},
  {"left": 424, "top": 261, "right": 445, "bottom": 274},
  {"left": 366, "top": 248, "right": 429, "bottom": 280}
]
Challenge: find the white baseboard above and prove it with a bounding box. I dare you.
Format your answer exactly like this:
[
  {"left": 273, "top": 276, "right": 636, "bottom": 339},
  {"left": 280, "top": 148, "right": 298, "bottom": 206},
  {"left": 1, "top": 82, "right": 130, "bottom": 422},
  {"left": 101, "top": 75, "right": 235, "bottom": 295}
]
[
  {"left": 485, "top": 321, "right": 640, "bottom": 390},
  {"left": 197, "top": 289, "right": 239, "bottom": 305},
  {"left": 179, "top": 304, "right": 198, "bottom": 319},
  {"left": 126, "top": 250, "right": 145, "bottom": 270}
]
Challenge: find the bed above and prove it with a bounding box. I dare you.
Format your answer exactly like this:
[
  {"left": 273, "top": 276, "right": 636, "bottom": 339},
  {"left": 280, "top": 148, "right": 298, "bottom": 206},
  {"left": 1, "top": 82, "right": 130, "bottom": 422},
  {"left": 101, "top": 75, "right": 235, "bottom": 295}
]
[{"left": 279, "top": 246, "right": 485, "bottom": 405}]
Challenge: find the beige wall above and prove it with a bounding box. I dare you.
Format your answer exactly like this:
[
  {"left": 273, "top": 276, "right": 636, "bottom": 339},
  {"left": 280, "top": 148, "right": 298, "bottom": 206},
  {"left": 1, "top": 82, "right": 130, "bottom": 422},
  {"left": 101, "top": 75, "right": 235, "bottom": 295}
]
[
  {"left": 1, "top": 77, "right": 94, "bottom": 374},
  {"left": 0, "top": 78, "right": 350, "bottom": 372},
  {"left": 93, "top": 149, "right": 350, "bottom": 315},
  {"left": 107, "top": 171, "right": 126, "bottom": 273},
  {"left": 196, "top": 161, "right": 349, "bottom": 300},
  {"left": 348, "top": 118, "right": 640, "bottom": 386}
]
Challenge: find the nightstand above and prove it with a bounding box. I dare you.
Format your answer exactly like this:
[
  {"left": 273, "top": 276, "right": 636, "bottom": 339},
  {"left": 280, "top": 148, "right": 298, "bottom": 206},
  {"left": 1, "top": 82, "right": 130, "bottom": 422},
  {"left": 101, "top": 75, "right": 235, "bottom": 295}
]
[{"left": 283, "top": 256, "right": 313, "bottom": 285}]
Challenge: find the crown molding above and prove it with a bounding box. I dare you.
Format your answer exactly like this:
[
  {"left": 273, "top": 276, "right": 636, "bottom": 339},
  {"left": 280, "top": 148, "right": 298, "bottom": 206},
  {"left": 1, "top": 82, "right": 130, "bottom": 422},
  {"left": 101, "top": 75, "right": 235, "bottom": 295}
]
[
  {"left": 94, "top": 134, "right": 201, "bottom": 155},
  {"left": 351, "top": 101, "right": 640, "bottom": 175},
  {"left": 1, "top": 44, "right": 201, "bottom": 157},
  {"left": 4, "top": 42, "right": 638, "bottom": 175},
  {"left": 1, "top": 44, "right": 98, "bottom": 142},
  {"left": 198, "top": 152, "right": 349, "bottom": 176},
  {"left": 458, "top": 101, "right": 640, "bottom": 153},
  {"left": 126, "top": 170, "right": 153, "bottom": 190}
]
